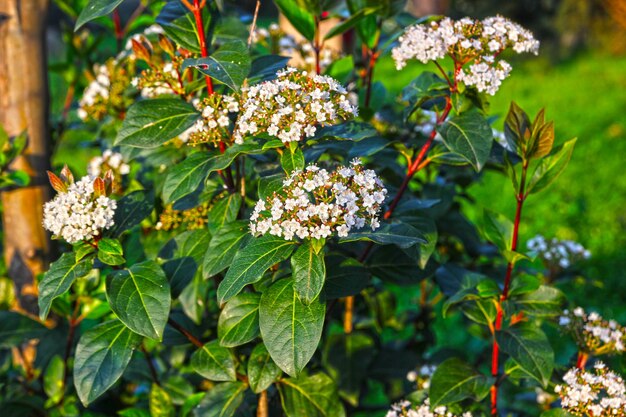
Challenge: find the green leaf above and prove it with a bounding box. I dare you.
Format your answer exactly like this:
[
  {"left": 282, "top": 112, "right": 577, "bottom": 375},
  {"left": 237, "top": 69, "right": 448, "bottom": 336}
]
[
  {"left": 218, "top": 293, "right": 261, "bottom": 347},
  {"left": 156, "top": 1, "right": 213, "bottom": 53},
  {"left": 193, "top": 382, "right": 246, "bottom": 417},
  {"left": 496, "top": 323, "right": 554, "bottom": 387},
  {"left": 504, "top": 101, "right": 530, "bottom": 155},
  {"left": 259, "top": 278, "right": 326, "bottom": 377},
  {"left": 0, "top": 311, "right": 45, "bottom": 348},
  {"left": 248, "top": 343, "right": 282, "bottom": 393},
  {"left": 75, "top": 0, "right": 124, "bottom": 30},
  {"left": 74, "top": 320, "right": 142, "bottom": 406},
  {"left": 507, "top": 273, "right": 541, "bottom": 297},
  {"left": 368, "top": 246, "right": 434, "bottom": 285},
  {"left": 39, "top": 252, "right": 93, "bottom": 320},
  {"left": 163, "top": 257, "right": 198, "bottom": 299},
  {"left": 203, "top": 221, "right": 248, "bottom": 278},
  {"left": 278, "top": 372, "right": 345, "bottom": 417},
  {"left": 482, "top": 208, "right": 513, "bottom": 252},
  {"left": 248, "top": 55, "right": 290, "bottom": 84},
  {"left": 162, "top": 152, "right": 212, "bottom": 204},
  {"left": 322, "top": 332, "right": 376, "bottom": 406},
  {"left": 512, "top": 285, "right": 565, "bottom": 317},
  {"left": 44, "top": 355, "right": 65, "bottom": 403},
  {"left": 258, "top": 173, "right": 284, "bottom": 200},
  {"left": 402, "top": 72, "right": 449, "bottom": 120},
  {"left": 312, "top": 121, "right": 376, "bottom": 142},
  {"left": 437, "top": 112, "right": 493, "bottom": 171},
  {"left": 208, "top": 194, "right": 242, "bottom": 233},
  {"left": 217, "top": 235, "right": 296, "bottom": 304},
  {"left": 322, "top": 256, "right": 370, "bottom": 300},
  {"left": 292, "top": 240, "right": 326, "bottom": 304},
  {"left": 324, "top": 7, "right": 380, "bottom": 39},
  {"left": 108, "top": 190, "right": 154, "bottom": 236},
  {"left": 180, "top": 272, "right": 209, "bottom": 325},
  {"left": 281, "top": 147, "right": 305, "bottom": 174},
  {"left": 115, "top": 99, "right": 200, "bottom": 148},
  {"left": 541, "top": 410, "right": 576, "bottom": 417},
  {"left": 429, "top": 358, "right": 493, "bottom": 407},
  {"left": 106, "top": 260, "right": 171, "bottom": 340},
  {"left": 527, "top": 138, "right": 577, "bottom": 195},
  {"left": 191, "top": 340, "right": 237, "bottom": 382},
  {"left": 340, "top": 223, "right": 426, "bottom": 248},
  {"left": 97, "top": 238, "right": 125, "bottom": 266},
  {"left": 274, "top": 0, "right": 315, "bottom": 41},
  {"left": 182, "top": 40, "right": 251, "bottom": 91},
  {"left": 150, "top": 383, "right": 175, "bottom": 417}
]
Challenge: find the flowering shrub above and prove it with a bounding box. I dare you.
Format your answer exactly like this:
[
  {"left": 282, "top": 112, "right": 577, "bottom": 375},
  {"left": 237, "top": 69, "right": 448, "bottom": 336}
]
[{"left": 1, "top": 1, "right": 621, "bottom": 417}]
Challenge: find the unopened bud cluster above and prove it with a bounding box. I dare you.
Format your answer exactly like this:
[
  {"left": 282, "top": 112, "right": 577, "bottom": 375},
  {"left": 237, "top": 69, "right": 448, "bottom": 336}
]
[
  {"left": 43, "top": 173, "right": 117, "bottom": 244},
  {"left": 392, "top": 16, "right": 539, "bottom": 95},
  {"left": 156, "top": 202, "right": 211, "bottom": 231},
  {"left": 179, "top": 95, "right": 239, "bottom": 146},
  {"left": 78, "top": 59, "right": 133, "bottom": 121},
  {"left": 250, "top": 160, "right": 386, "bottom": 240},
  {"left": 527, "top": 235, "right": 591, "bottom": 269},
  {"left": 234, "top": 68, "right": 357, "bottom": 144},
  {"left": 555, "top": 362, "right": 626, "bottom": 417},
  {"left": 386, "top": 399, "right": 472, "bottom": 417},
  {"left": 559, "top": 307, "right": 625, "bottom": 354}
]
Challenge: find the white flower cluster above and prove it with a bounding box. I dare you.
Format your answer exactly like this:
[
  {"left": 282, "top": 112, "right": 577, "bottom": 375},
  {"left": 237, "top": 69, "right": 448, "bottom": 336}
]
[
  {"left": 88, "top": 150, "right": 130, "bottom": 177},
  {"left": 234, "top": 67, "right": 357, "bottom": 144},
  {"left": 133, "top": 61, "right": 180, "bottom": 98},
  {"left": 559, "top": 307, "right": 625, "bottom": 354},
  {"left": 178, "top": 95, "right": 239, "bottom": 145},
  {"left": 392, "top": 16, "right": 539, "bottom": 95},
  {"left": 555, "top": 362, "right": 626, "bottom": 417},
  {"left": 78, "top": 64, "right": 111, "bottom": 120},
  {"left": 43, "top": 176, "right": 117, "bottom": 244},
  {"left": 527, "top": 235, "right": 591, "bottom": 269},
  {"left": 250, "top": 160, "right": 387, "bottom": 240},
  {"left": 407, "top": 364, "right": 437, "bottom": 390},
  {"left": 386, "top": 399, "right": 472, "bottom": 417}
]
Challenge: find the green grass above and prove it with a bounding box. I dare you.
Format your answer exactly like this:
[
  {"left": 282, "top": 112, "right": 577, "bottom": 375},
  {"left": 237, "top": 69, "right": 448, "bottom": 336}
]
[{"left": 375, "top": 52, "right": 626, "bottom": 311}]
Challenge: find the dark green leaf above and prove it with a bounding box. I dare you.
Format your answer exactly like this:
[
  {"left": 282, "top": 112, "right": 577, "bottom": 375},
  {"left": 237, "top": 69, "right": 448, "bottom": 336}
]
[
  {"left": 512, "top": 285, "right": 565, "bottom": 317},
  {"left": 0, "top": 311, "right": 46, "bottom": 348},
  {"left": 208, "top": 194, "right": 242, "bottom": 233},
  {"left": 292, "top": 240, "right": 326, "bottom": 304},
  {"left": 162, "top": 152, "right": 212, "bottom": 204},
  {"left": 108, "top": 190, "right": 154, "bottom": 236},
  {"left": 248, "top": 55, "right": 290, "bottom": 83},
  {"left": 496, "top": 323, "right": 554, "bottom": 387},
  {"left": 340, "top": 223, "right": 426, "bottom": 248},
  {"left": 437, "top": 113, "right": 493, "bottom": 171},
  {"left": 322, "top": 256, "right": 370, "bottom": 300},
  {"left": 180, "top": 272, "right": 209, "bottom": 325},
  {"left": 203, "top": 221, "right": 248, "bottom": 278},
  {"left": 217, "top": 235, "right": 295, "bottom": 304},
  {"left": 429, "top": 358, "right": 493, "bottom": 407},
  {"left": 368, "top": 246, "right": 434, "bottom": 285},
  {"left": 247, "top": 343, "right": 282, "bottom": 393},
  {"left": 163, "top": 257, "right": 198, "bottom": 298},
  {"left": 183, "top": 40, "right": 251, "bottom": 91},
  {"left": 312, "top": 121, "right": 376, "bottom": 142},
  {"left": 482, "top": 208, "right": 513, "bottom": 252},
  {"left": 527, "top": 138, "right": 577, "bottom": 195},
  {"left": 402, "top": 72, "right": 449, "bottom": 120},
  {"left": 39, "top": 253, "right": 93, "bottom": 320},
  {"left": 75, "top": 0, "right": 124, "bottom": 30},
  {"left": 259, "top": 278, "right": 326, "bottom": 377},
  {"left": 115, "top": 99, "right": 200, "bottom": 148},
  {"left": 74, "top": 320, "right": 141, "bottom": 406},
  {"left": 106, "top": 260, "right": 171, "bottom": 340},
  {"left": 97, "top": 238, "right": 125, "bottom": 266},
  {"left": 193, "top": 382, "right": 246, "bottom": 417},
  {"left": 191, "top": 340, "right": 237, "bottom": 382},
  {"left": 218, "top": 293, "right": 260, "bottom": 347},
  {"left": 278, "top": 372, "right": 345, "bottom": 417},
  {"left": 258, "top": 174, "right": 284, "bottom": 200}
]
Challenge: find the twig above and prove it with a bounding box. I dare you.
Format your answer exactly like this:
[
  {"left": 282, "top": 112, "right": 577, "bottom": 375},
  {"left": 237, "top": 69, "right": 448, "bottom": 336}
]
[
  {"left": 167, "top": 317, "right": 203, "bottom": 348},
  {"left": 247, "top": 1, "right": 261, "bottom": 48}
]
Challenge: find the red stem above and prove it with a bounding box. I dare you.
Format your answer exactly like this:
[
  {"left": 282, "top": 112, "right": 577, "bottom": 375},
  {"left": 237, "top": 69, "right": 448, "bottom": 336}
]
[
  {"left": 576, "top": 352, "right": 589, "bottom": 370},
  {"left": 314, "top": 15, "right": 321, "bottom": 75},
  {"left": 490, "top": 160, "right": 529, "bottom": 416},
  {"left": 112, "top": 9, "right": 124, "bottom": 52},
  {"left": 191, "top": 0, "right": 214, "bottom": 95}
]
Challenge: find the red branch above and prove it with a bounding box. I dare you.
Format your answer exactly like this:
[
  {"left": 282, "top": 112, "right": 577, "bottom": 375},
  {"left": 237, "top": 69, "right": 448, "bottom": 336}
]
[{"left": 189, "top": 0, "right": 214, "bottom": 95}]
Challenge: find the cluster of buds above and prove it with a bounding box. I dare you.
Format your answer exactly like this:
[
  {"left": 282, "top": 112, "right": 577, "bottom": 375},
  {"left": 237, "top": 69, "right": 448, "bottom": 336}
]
[
  {"left": 43, "top": 167, "right": 117, "bottom": 244},
  {"left": 129, "top": 33, "right": 185, "bottom": 98},
  {"left": 386, "top": 399, "right": 473, "bottom": 417},
  {"left": 179, "top": 95, "right": 239, "bottom": 146},
  {"left": 234, "top": 68, "right": 357, "bottom": 144},
  {"left": 555, "top": 362, "right": 626, "bottom": 417},
  {"left": 87, "top": 150, "right": 130, "bottom": 194},
  {"left": 559, "top": 307, "right": 625, "bottom": 354},
  {"left": 250, "top": 160, "right": 387, "bottom": 240},
  {"left": 78, "top": 59, "right": 134, "bottom": 121},
  {"left": 527, "top": 235, "right": 591, "bottom": 270},
  {"left": 392, "top": 16, "right": 539, "bottom": 95},
  {"left": 251, "top": 23, "right": 341, "bottom": 72},
  {"left": 407, "top": 364, "right": 437, "bottom": 390},
  {"left": 155, "top": 202, "right": 211, "bottom": 231}
]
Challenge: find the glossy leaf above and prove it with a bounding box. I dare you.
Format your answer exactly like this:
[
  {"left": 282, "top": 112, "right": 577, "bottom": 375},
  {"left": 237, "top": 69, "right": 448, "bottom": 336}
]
[
  {"left": 75, "top": 0, "right": 124, "bottom": 30},
  {"left": 108, "top": 190, "right": 154, "bottom": 236},
  {"left": 193, "top": 382, "right": 246, "bottom": 417},
  {"left": 115, "top": 99, "right": 200, "bottom": 148},
  {"left": 259, "top": 278, "right": 326, "bottom": 377},
  {"left": 162, "top": 257, "right": 198, "bottom": 299},
  {"left": 247, "top": 343, "right": 282, "bottom": 393},
  {"left": 274, "top": 0, "right": 315, "bottom": 41},
  {"left": 74, "top": 320, "right": 141, "bottom": 406},
  {"left": 162, "top": 152, "right": 212, "bottom": 204},
  {"left": 340, "top": 223, "right": 426, "bottom": 248},
  {"left": 183, "top": 40, "right": 251, "bottom": 91},
  {"left": 248, "top": 55, "right": 290, "bottom": 83},
  {"left": 0, "top": 311, "right": 46, "bottom": 348},
  {"left": 278, "top": 372, "right": 345, "bottom": 417},
  {"left": 513, "top": 285, "right": 565, "bottom": 317},
  {"left": 106, "top": 261, "right": 171, "bottom": 340},
  {"left": 207, "top": 194, "right": 242, "bottom": 233},
  {"left": 218, "top": 293, "right": 260, "bottom": 347},
  {"left": 429, "top": 357, "right": 493, "bottom": 407},
  {"left": 39, "top": 252, "right": 93, "bottom": 320},
  {"left": 97, "top": 238, "right": 125, "bottom": 266},
  {"left": 482, "top": 208, "right": 513, "bottom": 252},
  {"left": 437, "top": 112, "right": 493, "bottom": 171},
  {"left": 292, "top": 240, "right": 326, "bottom": 304},
  {"left": 203, "top": 221, "right": 248, "bottom": 278},
  {"left": 217, "top": 235, "right": 296, "bottom": 304},
  {"left": 281, "top": 147, "right": 305, "bottom": 174},
  {"left": 191, "top": 341, "right": 237, "bottom": 382}
]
